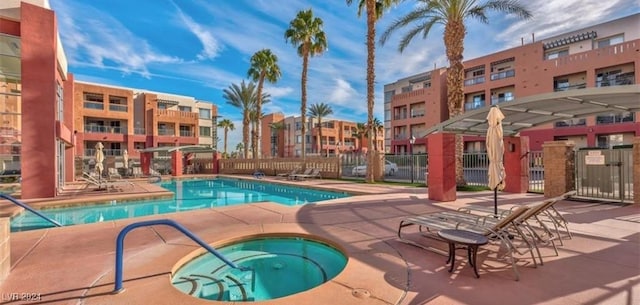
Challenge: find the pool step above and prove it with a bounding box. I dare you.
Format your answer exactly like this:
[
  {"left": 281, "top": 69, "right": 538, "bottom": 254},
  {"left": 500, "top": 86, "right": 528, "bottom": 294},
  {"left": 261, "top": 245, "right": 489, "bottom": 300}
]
[{"left": 174, "top": 272, "right": 254, "bottom": 302}]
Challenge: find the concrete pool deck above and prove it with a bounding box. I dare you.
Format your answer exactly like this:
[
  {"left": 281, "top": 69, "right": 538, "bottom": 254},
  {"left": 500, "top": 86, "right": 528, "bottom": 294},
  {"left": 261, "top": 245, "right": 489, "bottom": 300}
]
[{"left": 1, "top": 176, "right": 639, "bottom": 304}]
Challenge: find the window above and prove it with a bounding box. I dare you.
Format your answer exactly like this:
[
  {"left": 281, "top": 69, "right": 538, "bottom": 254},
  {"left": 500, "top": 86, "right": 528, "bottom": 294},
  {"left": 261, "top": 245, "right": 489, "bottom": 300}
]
[
  {"left": 384, "top": 90, "right": 395, "bottom": 103},
  {"left": 596, "top": 34, "right": 624, "bottom": 48},
  {"left": 465, "top": 94, "right": 485, "bottom": 110},
  {"left": 199, "top": 108, "right": 211, "bottom": 119},
  {"left": 295, "top": 122, "right": 302, "bottom": 131},
  {"left": 199, "top": 126, "right": 211, "bottom": 136},
  {"left": 56, "top": 82, "right": 63, "bottom": 120},
  {"left": 545, "top": 49, "right": 569, "bottom": 60},
  {"left": 178, "top": 106, "right": 192, "bottom": 112},
  {"left": 84, "top": 93, "right": 104, "bottom": 110},
  {"left": 554, "top": 79, "right": 569, "bottom": 91},
  {"left": 596, "top": 112, "right": 635, "bottom": 124},
  {"left": 295, "top": 135, "right": 302, "bottom": 144},
  {"left": 401, "top": 85, "right": 413, "bottom": 93}
]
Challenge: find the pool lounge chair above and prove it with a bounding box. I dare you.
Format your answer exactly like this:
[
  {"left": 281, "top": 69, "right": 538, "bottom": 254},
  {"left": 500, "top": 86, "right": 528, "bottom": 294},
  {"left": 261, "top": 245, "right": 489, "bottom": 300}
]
[
  {"left": 291, "top": 168, "right": 321, "bottom": 180},
  {"left": 277, "top": 168, "right": 300, "bottom": 178},
  {"left": 398, "top": 205, "right": 534, "bottom": 281},
  {"left": 108, "top": 168, "right": 122, "bottom": 180},
  {"left": 288, "top": 168, "right": 313, "bottom": 180}
]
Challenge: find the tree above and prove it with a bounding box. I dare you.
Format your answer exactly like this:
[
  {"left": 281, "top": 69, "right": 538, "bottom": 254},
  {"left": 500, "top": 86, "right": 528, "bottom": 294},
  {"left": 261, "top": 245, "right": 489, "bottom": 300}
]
[
  {"left": 235, "top": 142, "right": 244, "bottom": 158},
  {"left": 353, "top": 122, "right": 368, "bottom": 153},
  {"left": 308, "top": 102, "right": 334, "bottom": 157},
  {"left": 285, "top": 9, "right": 328, "bottom": 160},
  {"left": 269, "top": 121, "right": 287, "bottom": 157},
  {"left": 222, "top": 80, "right": 270, "bottom": 159},
  {"left": 217, "top": 119, "right": 235, "bottom": 157},
  {"left": 381, "top": 0, "right": 531, "bottom": 186},
  {"left": 347, "top": 0, "right": 400, "bottom": 182},
  {"left": 368, "top": 117, "right": 384, "bottom": 151},
  {"left": 248, "top": 49, "right": 281, "bottom": 159}
]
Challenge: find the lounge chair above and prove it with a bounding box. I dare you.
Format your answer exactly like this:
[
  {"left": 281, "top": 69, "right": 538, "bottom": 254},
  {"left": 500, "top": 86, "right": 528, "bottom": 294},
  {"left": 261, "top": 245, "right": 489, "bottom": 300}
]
[
  {"left": 291, "top": 168, "right": 321, "bottom": 180},
  {"left": 81, "top": 172, "right": 107, "bottom": 190},
  {"left": 398, "top": 205, "right": 534, "bottom": 281},
  {"left": 132, "top": 167, "right": 143, "bottom": 178},
  {"left": 108, "top": 168, "right": 122, "bottom": 180},
  {"left": 277, "top": 168, "right": 300, "bottom": 179},
  {"left": 288, "top": 168, "right": 313, "bottom": 180}
]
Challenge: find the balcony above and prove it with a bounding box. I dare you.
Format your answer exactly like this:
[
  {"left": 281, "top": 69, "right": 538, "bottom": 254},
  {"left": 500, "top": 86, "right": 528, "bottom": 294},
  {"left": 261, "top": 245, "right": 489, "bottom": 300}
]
[
  {"left": 410, "top": 110, "right": 425, "bottom": 118},
  {"left": 464, "top": 76, "right": 485, "bottom": 86},
  {"left": 554, "top": 118, "right": 586, "bottom": 128},
  {"left": 465, "top": 100, "right": 485, "bottom": 111},
  {"left": 109, "top": 104, "right": 128, "bottom": 112},
  {"left": 394, "top": 114, "right": 408, "bottom": 120},
  {"left": 596, "top": 73, "right": 635, "bottom": 87},
  {"left": 157, "top": 109, "right": 198, "bottom": 120},
  {"left": 84, "top": 125, "right": 127, "bottom": 134},
  {"left": 84, "top": 101, "right": 104, "bottom": 110},
  {"left": 134, "top": 127, "right": 146, "bottom": 135},
  {"left": 158, "top": 129, "right": 175, "bottom": 136},
  {"left": 85, "top": 148, "right": 124, "bottom": 156},
  {"left": 179, "top": 130, "right": 193, "bottom": 137},
  {"left": 554, "top": 83, "right": 587, "bottom": 92},
  {"left": 490, "top": 69, "right": 515, "bottom": 81},
  {"left": 491, "top": 96, "right": 514, "bottom": 105},
  {"left": 596, "top": 112, "right": 635, "bottom": 125}
]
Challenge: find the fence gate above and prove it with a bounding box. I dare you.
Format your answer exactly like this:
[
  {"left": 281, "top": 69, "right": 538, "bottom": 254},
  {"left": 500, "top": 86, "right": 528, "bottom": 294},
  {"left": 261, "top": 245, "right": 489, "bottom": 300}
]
[
  {"left": 574, "top": 148, "right": 634, "bottom": 202},
  {"left": 528, "top": 151, "right": 544, "bottom": 193}
]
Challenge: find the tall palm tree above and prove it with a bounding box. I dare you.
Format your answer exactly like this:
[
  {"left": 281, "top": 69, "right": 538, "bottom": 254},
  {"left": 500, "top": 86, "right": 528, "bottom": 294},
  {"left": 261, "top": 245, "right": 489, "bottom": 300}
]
[
  {"left": 248, "top": 49, "right": 281, "bottom": 159},
  {"left": 381, "top": 0, "right": 531, "bottom": 186},
  {"left": 217, "top": 119, "right": 235, "bottom": 157},
  {"left": 222, "top": 80, "right": 270, "bottom": 159},
  {"left": 235, "top": 142, "right": 244, "bottom": 158},
  {"left": 354, "top": 122, "right": 368, "bottom": 153},
  {"left": 368, "top": 117, "right": 384, "bottom": 151},
  {"left": 308, "top": 102, "right": 334, "bottom": 157},
  {"left": 285, "top": 9, "right": 328, "bottom": 160},
  {"left": 347, "top": 0, "right": 400, "bottom": 182}
]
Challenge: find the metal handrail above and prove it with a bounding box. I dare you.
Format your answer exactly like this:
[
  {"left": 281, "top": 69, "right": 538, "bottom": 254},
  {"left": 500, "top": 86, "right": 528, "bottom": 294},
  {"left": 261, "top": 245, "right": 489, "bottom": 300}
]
[
  {"left": 0, "top": 194, "right": 62, "bottom": 227},
  {"left": 113, "top": 219, "right": 250, "bottom": 293}
]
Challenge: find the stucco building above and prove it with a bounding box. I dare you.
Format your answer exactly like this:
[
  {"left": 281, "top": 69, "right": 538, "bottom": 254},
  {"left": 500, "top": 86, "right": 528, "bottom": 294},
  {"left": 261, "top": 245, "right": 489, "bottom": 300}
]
[{"left": 384, "top": 13, "right": 640, "bottom": 154}]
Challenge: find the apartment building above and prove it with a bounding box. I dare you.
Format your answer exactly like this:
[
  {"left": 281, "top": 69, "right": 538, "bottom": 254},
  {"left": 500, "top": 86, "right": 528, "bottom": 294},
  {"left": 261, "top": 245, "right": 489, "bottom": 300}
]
[
  {"left": 75, "top": 82, "right": 218, "bottom": 160},
  {"left": 0, "top": 0, "right": 75, "bottom": 199},
  {"left": 261, "top": 113, "right": 383, "bottom": 158},
  {"left": 384, "top": 13, "right": 639, "bottom": 153}
]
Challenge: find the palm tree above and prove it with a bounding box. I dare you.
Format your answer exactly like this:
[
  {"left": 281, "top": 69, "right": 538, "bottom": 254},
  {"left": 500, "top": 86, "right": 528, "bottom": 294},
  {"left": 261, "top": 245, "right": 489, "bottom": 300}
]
[
  {"left": 217, "top": 119, "right": 235, "bottom": 157},
  {"left": 285, "top": 9, "right": 328, "bottom": 160},
  {"left": 222, "top": 80, "right": 270, "bottom": 159},
  {"left": 235, "top": 142, "right": 244, "bottom": 158},
  {"left": 353, "top": 122, "right": 368, "bottom": 153},
  {"left": 248, "top": 49, "right": 281, "bottom": 159},
  {"left": 381, "top": 0, "right": 531, "bottom": 186},
  {"left": 347, "top": 0, "right": 399, "bottom": 182},
  {"left": 269, "top": 121, "right": 287, "bottom": 157},
  {"left": 368, "top": 117, "right": 384, "bottom": 151},
  {"left": 308, "top": 102, "right": 334, "bottom": 157}
]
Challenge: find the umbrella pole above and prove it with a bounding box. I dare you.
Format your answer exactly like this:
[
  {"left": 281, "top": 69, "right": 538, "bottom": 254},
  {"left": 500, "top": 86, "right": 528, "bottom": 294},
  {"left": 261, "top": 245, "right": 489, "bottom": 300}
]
[{"left": 494, "top": 187, "right": 498, "bottom": 216}]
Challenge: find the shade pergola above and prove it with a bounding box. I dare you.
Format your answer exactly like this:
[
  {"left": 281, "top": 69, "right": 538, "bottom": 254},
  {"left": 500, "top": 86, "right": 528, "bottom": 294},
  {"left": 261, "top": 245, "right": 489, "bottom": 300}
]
[
  {"left": 420, "top": 85, "right": 640, "bottom": 136},
  {"left": 138, "top": 145, "right": 217, "bottom": 153}
]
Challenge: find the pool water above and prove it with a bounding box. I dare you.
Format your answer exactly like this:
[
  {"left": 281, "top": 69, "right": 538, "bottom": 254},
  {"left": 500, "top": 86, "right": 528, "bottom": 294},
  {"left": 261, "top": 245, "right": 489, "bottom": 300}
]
[
  {"left": 172, "top": 237, "right": 347, "bottom": 302},
  {"left": 10, "top": 178, "right": 349, "bottom": 232}
]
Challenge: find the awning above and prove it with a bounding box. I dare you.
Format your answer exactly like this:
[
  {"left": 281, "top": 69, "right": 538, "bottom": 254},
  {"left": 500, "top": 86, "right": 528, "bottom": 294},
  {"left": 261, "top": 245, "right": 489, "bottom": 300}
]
[
  {"left": 138, "top": 145, "right": 216, "bottom": 153},
  {"left": 421, "top": 85, "right": 640, "bottom": 137}
]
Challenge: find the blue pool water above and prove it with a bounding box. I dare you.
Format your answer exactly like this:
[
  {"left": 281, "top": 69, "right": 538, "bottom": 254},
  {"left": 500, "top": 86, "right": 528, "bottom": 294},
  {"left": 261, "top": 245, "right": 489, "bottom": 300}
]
[
  {"left": 10, "top": 178, "right": 349, "bottom": 232},
  {"left": 172, "top": 237, "right": 347, "bottom": 302}
]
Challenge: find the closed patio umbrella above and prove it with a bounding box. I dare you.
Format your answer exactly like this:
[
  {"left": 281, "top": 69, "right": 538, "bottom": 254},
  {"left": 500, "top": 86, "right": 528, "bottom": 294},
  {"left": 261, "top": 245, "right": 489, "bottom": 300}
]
[
  {"left": 122, "top": 149, "right": 129, "bottom": 169},
  {"left": 95, "top": 142, "right": 105, "bottom": 182},
  {"left": 486, "top": 106, "right": 506, "bottom": 216}
]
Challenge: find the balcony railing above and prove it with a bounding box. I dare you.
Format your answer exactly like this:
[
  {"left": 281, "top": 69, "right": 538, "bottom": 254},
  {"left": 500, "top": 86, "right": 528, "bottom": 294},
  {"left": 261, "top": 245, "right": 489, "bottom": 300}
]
[
  {"left": 411, "top": 110, "right": 425, "bottom": 118},
  {"left": 109, "top": 104, "right": 128, "bottom": 112},
  {"left": 596, "top": 113, "right": 635, "bottom": 125},
  {"left": 158, "top": 129, "right": 175, "bottom": 136},
  {"left": 490, "top": 69, "right": 515, "bottom": 81},
  {"left": 490, "top": 96, "right": 514, "bottom": 105},
  {"left": 464, "top": 76, "right": 485, "bottom": 86},
  {"left": 157, "top": 109, "right": 198, "bottom": 120},
  {"left": 179, "top": 130, "right": 193, "bottom": 137},
  {"left": 85, "top": 148, "right": 124, "bottom": 156},
  {"left": 554, "top": 118, "right": 586, "bottom": 127},
  {"left": 554, "top": 83, "right": 586, "bottom": 92},
  {"left": 85, "top": 125, "right": 127, "bottom": 134},
  {"left": 134, "top": 127, "right": 146, "bottom": 135},
  {"left": 464, "top": 101, "right": 485, "bottom": 111},
  {"left": 595, "top": 73, "right": 635, "bottom": 87},
  {"left": 84, "top": 101, "right": 104, "bottom": 110},
  {"left": 394, "top": 114, "right": 407, "bottom": 120}
]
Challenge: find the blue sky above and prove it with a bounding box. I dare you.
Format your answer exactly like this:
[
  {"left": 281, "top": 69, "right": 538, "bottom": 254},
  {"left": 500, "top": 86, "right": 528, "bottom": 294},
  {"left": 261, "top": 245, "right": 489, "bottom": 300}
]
[{"left": 49, "top": 0, "right": 639, "bottom": 148}]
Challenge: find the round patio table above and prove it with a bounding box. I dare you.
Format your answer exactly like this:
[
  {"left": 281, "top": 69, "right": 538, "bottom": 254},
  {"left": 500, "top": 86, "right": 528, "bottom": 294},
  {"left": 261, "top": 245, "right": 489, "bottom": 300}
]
[{"left": 437, "top": 229, "right": 489, "bottom": 278}]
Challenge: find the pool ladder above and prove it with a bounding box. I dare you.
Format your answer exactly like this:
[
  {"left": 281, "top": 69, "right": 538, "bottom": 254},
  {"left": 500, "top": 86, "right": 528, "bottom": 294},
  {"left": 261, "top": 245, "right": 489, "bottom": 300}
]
[
  {"left": 0, "top": 194, "right": 62, "bottom": 228},
  {"left": 113, "top": 219, "right": 252, "bottom": 293}
]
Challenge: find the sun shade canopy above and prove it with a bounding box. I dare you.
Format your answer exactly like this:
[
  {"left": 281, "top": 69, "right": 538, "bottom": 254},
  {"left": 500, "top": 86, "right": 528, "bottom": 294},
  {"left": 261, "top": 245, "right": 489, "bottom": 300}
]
[
  {"left": 421, "top": 85, "right": 640, "bottom": 137},
  {"left": 138, "top": 145, "right": 216, "bottom": 153}
]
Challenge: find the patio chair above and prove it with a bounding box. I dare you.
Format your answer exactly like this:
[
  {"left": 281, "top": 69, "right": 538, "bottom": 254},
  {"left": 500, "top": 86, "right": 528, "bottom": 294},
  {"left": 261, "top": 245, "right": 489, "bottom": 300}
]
[
  {"left": 132, "top": 167, "right": 143, "bottom": 178},
  {"left": 291, "top": 168, "right": 321, "bottom": 180},
  {"left": 277, "top": 168, "right": 300, "bottom": 179},
  {"left": 81, "top": 172, "right": 107, "bottom": 190},
  {"left": 398, "top": 205, "right": 534, "bottom": 281},
  {"left": 288, "top": 168, "right": 313, "bottom": 180},
  {"left": 108, "top": 168, "right": 122, "bottom": 180}
]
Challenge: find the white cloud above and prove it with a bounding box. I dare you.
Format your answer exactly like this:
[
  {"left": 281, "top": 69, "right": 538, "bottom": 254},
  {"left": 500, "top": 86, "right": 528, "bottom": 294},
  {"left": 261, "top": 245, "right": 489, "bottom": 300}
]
[
  {"left": 171, "top": 1, "right": 222, "bottom": 61},
  {"left": 328, "top": 79, "right": 358, "bottom": 104},
  {"left": 264, "top": 86, "right": 294, "bottom": 98}
]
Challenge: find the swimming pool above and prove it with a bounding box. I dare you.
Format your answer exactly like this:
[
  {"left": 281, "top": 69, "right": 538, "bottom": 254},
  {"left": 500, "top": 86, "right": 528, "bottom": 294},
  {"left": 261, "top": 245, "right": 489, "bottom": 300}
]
[{"left": 10, "top": 178, "right": 349, "bottom": 232}]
